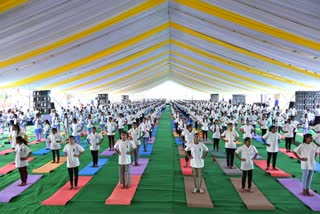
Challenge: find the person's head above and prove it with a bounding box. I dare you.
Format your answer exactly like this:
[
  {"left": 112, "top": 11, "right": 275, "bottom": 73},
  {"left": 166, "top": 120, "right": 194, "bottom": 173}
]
[
  {"left": 214, "top": 119, "right": 218, "bottom": 125},
  {"left": 92, "top": 127, "right": 97, "bottom": 134},
  {"left": 16, "top": 136, "right": 28, "bottom": 146},
  {"left": 88, "top": 114, "right": 91, "bottom": 119},
  {"left": 287, "top": 118, "right": 291, "bottom": 124},
  {"left": 68, "top": 136, "right": 75, "bottom": 144},
  {"left": 244, "top": 137, "right": 252, "bottom": 147},
  {"left": 227, "top": 123, "right": 233, "bottom": 131},
  {"left": 262, "top": 114, "right": 266, "bottom": 119},
  {"left": 13, "top": 124, "right": 19, "bottom": 131},
  {"left": 133, "top": 122, "right": 137, "bottom": 128},
  {"left": 246, "top": 120, "right": 250, "bottom": 125},
  {"left": 304, "top": 113, "right": 308, "bottom": 118},
  {"left": 269, "top": 125, "right": 276, "bottom": 133},
  {"left": 52, "top": 128, "right": 57, "bottom": 134},
  {"left": 303, "top": 133, "right": 313, "bottom": 144},
  {"left": 73, "top": 118, "right": 77, "bottom": 124},
  {"left": 291, "top": 116, "right": 295, "bottom": 121},
  {"left": 187, "top": 124, "right": 193, "bottom": 132},
  {"left": 121, "top": 131, "right": 129, "bottom": 140},
  {"left": 45, "top": 119, "right": 50, "bottom": 125},
  {"left": 194, "top": 133, "right": 199, "bottom": 144},
  {"left": 10, "top": 120, "right": 14, "bottom": 125}
]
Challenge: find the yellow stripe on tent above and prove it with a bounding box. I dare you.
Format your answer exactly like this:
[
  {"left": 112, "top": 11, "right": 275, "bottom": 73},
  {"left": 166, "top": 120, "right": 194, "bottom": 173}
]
[{"left": 0, "top": 0, "right": 28, "bottom": 13}]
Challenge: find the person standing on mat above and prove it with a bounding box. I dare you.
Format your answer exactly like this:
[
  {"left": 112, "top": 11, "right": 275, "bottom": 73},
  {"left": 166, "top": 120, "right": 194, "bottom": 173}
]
[
  {"left": 293, "top": 134, "right": 319, "bottom": 196},
  {"left": 128, "top": 122, "right": 142, "bottom": 166},
  {"left": 185, "top": 133, "right": 209, "bottom": 194},
  {"left": 200, "top": 116, "right": 209, "bottom": 141},
  {"left": 262, "top": 125, "right": 281, "bottom": 170},
  {"left": 49, "top": 128, "right": 63, "bottom": 163},
  {"left": 139, "top": 117, "right": 151, "bottom": 152},
  {"left": 240, "top": 120, "right": 254, "bottom": 139},
  {"left": 235, "top": 137, "right": 258, "bottom": 193},
  {"left": 259, "top": 114, "right": 269, "bottom": 137},
  {"left": 63, "top": 136, "right": 85, "bottom": 190},
  {"left": 87, "top": 127, "right": 103, "bottom": 168},
  {"left": 182, "top": 124, "right": 196, "bottom": 168},
  {"left": 210, "top": 119, "right": 222, "bottom": 151},
  {"left": 15, "top": 136, "right": 32, "bottom": 186},
  {"left": 71, "top": 118, "right": 82, "bottom": 144},
  {"left": 114, "top": 131, "right": 137, "bottom": 189},
  {"left": 282, "top": 118, "right": 295, "bottom": 152},
  {"left": 221, "top": 123, "right": 239, "bottom": 169},
  {"left": 106, "top": 117, "right": 117, "bottom": 151}
]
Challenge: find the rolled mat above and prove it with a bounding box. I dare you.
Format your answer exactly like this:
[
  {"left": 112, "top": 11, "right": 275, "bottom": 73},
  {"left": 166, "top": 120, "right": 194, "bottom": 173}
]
[
  {"left": 42, "top": 176, "right": 93, "bottom": 206},
  {"left": 105, "top": 175, "right": 142, "bottom": 205},
  {"left": 148, "top": 137, "right": 156, "bottom": 144},
  {"left": 277, "top": 178, "right": 320, "bottom": 211},
  {"left": 33, "top": 148, "right": 51, "bottom": 155},
  {"left": 0, "top": 175, "right": 43, "bottom": 203},
  {"left": 32, "top": 157, "right": 67, "bottom": 173},
  {"left": 212, "top": 151, "right": 226, "bottom": 158},
  {"left": 175, "top": 137, "right": 183, "bottom": 145},
  {"left": 139, "top": 144, "right": 153, "bottom": 156},
  {"left": 184, "top": 176, "right": 214, "bottom": 208},
  {"left": 278, "top": 148, "right": 298, "bottom": 159},
  {"left": 0, "top": 157, "right": 35, "bottom": 175},
  {"left": 180, "top": 158, "right": 192, "bottom": 176},
  {"left": 131, "top": 158, "right": 149, "bottom": 175},
  {"left": 0, "top": 148, "right": 14, "bottom": 156},
  {"left": 79, "top": 158, "right": 109, "bottom": 175},
  {"left": 177, "top": 145, "right": 185, "bottom": 156},
  {"left": 28, "top": 138, "right": 46, "bottom": 145},
  {"left": 216, "top": 159, "right": 242, "bottom": 176},
  {"left": 230, "top": 178, "right": 275, "bottom": 210},
  {"left": 99, "top": 149, "right": 115, "bottom": 156},
  {"left": 254, "top": 160, "right": 291, "bottom": 177}
]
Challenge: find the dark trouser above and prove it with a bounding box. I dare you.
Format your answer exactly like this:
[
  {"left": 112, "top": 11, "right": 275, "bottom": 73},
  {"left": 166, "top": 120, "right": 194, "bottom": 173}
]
[
  {"left": 226, "top": 148, "right": 236, "bottom": 167},
  {"left": 133, "top": 145, "right": 139, "bottom": 165},
  {"left": 91, "top": 150, "right": 99, "bottom": 165},
  {"left": 108, "top": 135, "right": 115, "bottom": 149},
  {"left": 68, "top": 167, "right": 79, "bottom": 186},
  {"left": 252, "top": 125, "right": 256, "bottom": 135},
  {"left": 213, "top": 138, "right": 219, "bottom": 151},
  {"left": 275, "top": 126, "right": 281, "bottom": 133},
  {"left": 149, "top": 130, "right": 152, "bottom": 140},
  {"left": 293, "top": 132, "right": 296, "bottom": 143},
  {"left": 118, "top": 129, "right": 123, "bottom": 137},
  {"left": 261, "top": 129, "right": 267, "bottom": 137},
  {"left": 222, "top": 126, "right": 227, "bottom": 132},
  {"left": 202, "top": 130, "right": 208, "bottom": 140},
  {"left": 127, "top": 124, "right": 132, "bottom": 130},
  {"left": 52, "top": 149, "right": 60, "bottom": 162},
  {"left": 175, "top": 123, "right": 178, "bottom": 132},
  {"left": 18, "top": 166, "right": 28, "bottom": 183},
  {"left": 285, "top": 137, "right": 293, "bottom": 151},
  {"left": 195, "top": 122, "right": 198, "bottom": 130},
  {"left": 267, "top": 152, "right": 278, "bottom": 168},
  {"left": 242, "top": 169, "right": 253, "bottom": 189},
  {"left": 185, "top": 150, "right": 191, "bottom": 163}
]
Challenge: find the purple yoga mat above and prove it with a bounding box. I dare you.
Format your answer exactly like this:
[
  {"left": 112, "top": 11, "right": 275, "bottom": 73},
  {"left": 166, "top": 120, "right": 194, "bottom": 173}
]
[
  {"left": 148, "top": 137, "right": 156, "bottom": 144},
  {"left": 99, "top": 149, "right": 116, "bottom": 156},
  {"left": 0, "top": 175, "right": 43, "bottom": 203},
  {"left": 277, "top": 178, "right": 320, "bottom": 211},
  {"left": 131, "top": 158, "right": 149, "bottom": 175}
]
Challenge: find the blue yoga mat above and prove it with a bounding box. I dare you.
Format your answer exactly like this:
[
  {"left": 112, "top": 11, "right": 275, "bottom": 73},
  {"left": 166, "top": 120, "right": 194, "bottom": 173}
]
[
  {"left": 79, "top": 158, "right": 109, "bottom": 175},
  {"left": 175, "top": 137, "right": 183, "bottom": 145},
  {"left": 253, "top": 135, "right": 264, "bottom": 144},
  {"left": 33, "top": 148, "right": 51, "bottom": 155},
  {"left": 139, "top": 144, "right": 153, "bottom": 156},
  {"left": 315, "top": 161, "right": 320, "bottom": 172}
]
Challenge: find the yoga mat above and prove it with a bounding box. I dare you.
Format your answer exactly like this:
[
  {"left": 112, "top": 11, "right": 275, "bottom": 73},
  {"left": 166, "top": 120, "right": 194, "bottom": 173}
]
[
  {"left": 278, "top": 178, "right": 320, "bottom": 211},
  {"left": 32, "top": 157, "right": 67, "bottom": 173},
  {"left": 253, "top": 135, "right": 264, "bottom": 144},
  {"left": 173, "top": 132, "right": 179, "bottom": 137},
  {"left": 99, "top": 149, "right": 115, "bottom": 156},
  {"left": 184, "top": 176, "right": 214, "bottom": 208},
  {"left": 180, "top": 158, "right": 192, "bottom": 176},
  {"left": 254, "top": 160, "right": 291, "bottom": 177},
  {"left": 216, "top": 159, "right": 242, "bottom": 176},
  {"left": 279, "top": 148, "right": 298, "bottom": 159},
  {"left": 33, "top": 148, "right": 51, "bottom": 155},
  {"left": 202, "top": 140, "right": 213, "bottom": 144},
  {"left": 0, "top": 175, "right": 43, "bottom": 203},
  {"left": 131, "top": 158, "right": 149, "bottom": 175},
  {"left": 315, "top": 161, "right": 320, "bottom": 172},
  {"left": 105, "top": 175, "right": 142, "bottom": 205},
  {"left": 42, "top": 176, "right": 93, "bottom": 206},
  {"left": 28, "top": 138, "right": 46, "bottom": 145},
  {"left": 177, "top": 145, "right": 185, "bottom": 156},
  {"left": 79, "top": 158, "right": 109, "bottom": 175},
  {"left": 212, "top": 151, "right": 226, "bottom": 158},
  {"left": 0, "top": 157, "right": 35, "bottom": 174},
  {"left": 230, "top": 178, "right": 275, "bottom": 210},
  {"left": 148, "top": 137, "right": 156, "bottom": 144},
  {"left": 175, "top": 137, "right": 182, "bottom": 145},
  {"left": 139, "top": 144, "right": 153, "bottom": 156},
  {"left": 0, "top": 148, "right": 14, "bottom": 156}
]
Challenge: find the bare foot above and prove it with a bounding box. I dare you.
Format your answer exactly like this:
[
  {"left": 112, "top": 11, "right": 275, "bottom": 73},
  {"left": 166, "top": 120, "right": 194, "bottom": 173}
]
[
  {"left": 240, "top": 189, "right": 245, "bottom": 193},
  {"left": 18, "top": 183, "right": 26, "bottom": 186},
  {"left": 307, "top": 190, "right": 314, "bottom": 196},
  {"left": 68, "top": 186, "right": 74, "bottom": 190},
  {"left": 74, "top": 186, "right": 78, "bottom": 190}
]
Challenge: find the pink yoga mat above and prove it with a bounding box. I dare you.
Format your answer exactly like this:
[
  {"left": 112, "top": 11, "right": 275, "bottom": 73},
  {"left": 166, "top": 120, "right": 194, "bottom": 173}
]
[
  {"left": 279, "top": 148, "right": 298, "bottom": 159},
  {"left": 0, "top": 157, "right": 35, "bottom": 174},
  {"left": 131, "top": 158, "right": 149, "bottom": 175},
  {"left": 0, "top": 148, "right": 14, "bottom": 156},
  {"left": 29, "top": 138, "right": 46, "bottom": 145}
]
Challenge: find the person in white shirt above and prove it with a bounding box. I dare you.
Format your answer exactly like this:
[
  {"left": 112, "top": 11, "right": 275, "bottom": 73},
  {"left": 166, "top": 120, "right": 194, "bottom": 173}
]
[
  {"left": 99, "top": 112, "right": 107, "bottom": 134},
  {"left": 201, "top": 116, "right": 209, "bottom": 141},
  {"left": 240, "top": 120, "right": 254, "bottom": 139},
  {"left": 314, "top": 105, "right": 320, "bottom": 125},
  {"left": 49, "top": 128, "right": 64, "bottom": 163},
  {"left": 185, "top": 133, "right": 209, "bottom": 194},
  {"left": 87, "top": 127, "right": 103, "bottom": 167},
  {"left": 86, "top": 114, "right": 94, "bottom": 135},
  {"left": 33, "top": 113, "right": 43, "bottom": 142},
  {"left": 117, "top": 113, "right": 127, "bottom": 137},
  {"left": 114, "top": 131, "right": 137, "bottom": 189},
  {"left": 282, "top": 119, "right": 295, "bottom": 152},
  {"left": 128, "top": 122, "right": 142, "bottom": 166},
  {"left": 10, "top": 124, "right": 25, "bottom": 149},
  {"left": 106, "top": 117, "right": 117, "bottom": 151},
  {"left": 63, "top": 136, "right": 85, "bottom": 190},
  {"left": 71, "top": 118, "right": 82, "bottom": 144},
  {"left": 262, "top": 126, "right": 281, "bottom": 170},
  {"left": 43, "top": 120, "right": 51, "bottom": 149},
  {"left": 249, "top": 111, "right": 258, "bottom": 136},
  {"left": 19, "top": 111, "right": 28, "bottom": 134},
  {"left": 301, "top": 113, "right": 310, "bottom": 135},
  {"left": 291, "top": 116, "right": 299, "bottom": 143},
  {"left": 52, "top": 113, "right": 61, "bottom": 134},
  {"left": 126, "top": 112, "right": 134, "bottom": 130},
  {"left": 220, "top": 113, "right": 229, "bottom": 132},
  {"left": 235, "top": 137, "right": 258, "bottom": 193},
  {"left": 139, "top": 118, "right": 151, "bottom": 152},
  {"left": 221, "top": 123, "right": 239, "bottom": 169},
  {"left": 182, "top": 124, "right": 196, "bottom": 167},
  {"left": 273, "top": 112, "right": 283, "bottom": 133},
  {"left": 62, "top": 113, "right": 70, "bottom": 139},
  {"left": 259, "top": 114, "right": 269, "bottom": 137},
  {"left": 210, "top": 119, "right": 222, "bottom": 151},
  {"left": 15, "top": 136, "right": 32, "bottom": 186},
  {"left": 293, "top": 134, "right": 319, "bottom": 196}
]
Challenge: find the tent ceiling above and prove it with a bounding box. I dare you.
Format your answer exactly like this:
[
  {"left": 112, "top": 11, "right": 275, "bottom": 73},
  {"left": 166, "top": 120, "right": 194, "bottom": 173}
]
[{"left": 0, "top": 0, "right": 319, "bottom": 94}]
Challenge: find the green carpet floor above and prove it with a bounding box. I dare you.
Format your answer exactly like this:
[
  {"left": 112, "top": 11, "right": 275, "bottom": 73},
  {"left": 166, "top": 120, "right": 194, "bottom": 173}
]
[{"left": 0, "top": 107, "right": 319, "bottom": 214}]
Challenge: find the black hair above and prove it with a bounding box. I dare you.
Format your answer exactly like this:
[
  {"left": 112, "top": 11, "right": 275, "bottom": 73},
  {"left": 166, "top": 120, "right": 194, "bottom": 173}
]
[
  {"left": 269, "top": 125, "right": 275, "bottom": 131},
  {"left": 244, "top": 137, "right": 251, "bottom": 143},
  {"left": 16, "top": 136, "right": 28, "bottom": 146},
  {"left": 303, "top": 133, "right": 313, "bottom": 143}
]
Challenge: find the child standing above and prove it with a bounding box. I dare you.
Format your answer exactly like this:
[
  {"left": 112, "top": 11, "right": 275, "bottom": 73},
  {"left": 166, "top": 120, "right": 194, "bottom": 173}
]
[
  {"left": 71, "top": 119, "right": 82, "bottom": 144},
  {"left": 282, "top": 118, "right": 295, "bottom": 152},
  {"left": 201, "top": 116, "right": 209, "bottom": 141},
  {"left": 106, "top": 117, "right": 117, "bottom": 150},
  {"left": 86, "top": 127, "right": 103, "bottom": 167},
  {"left": 235, "top": 137, "right": 258, "bottom": 192},
  {"left": 49, "top": 128, "right": 63, "bottom": 163},
  {"left": 33, "top": 113, "right": 43, "bottom": 142},
  {"left": 182, "top": 124, "right": 196, "bottom": 167},
  {"left": 262, "top": 126, "right": 281, "bottom": 170},
  {"left": 221, "top": 123, "right": 239, "bottom": 169},
  {"left": 210, "top": 119, "right": 222, "bottom": 151},
  {"left": 114, "top": 131, "right": 137, "bottom": 189},
  {"left": 128, "top": 122, "right": 142, "bottom": 166},
  {"left": 15, "top": 136, "right": 32, "bottom": 186},
  {"left": 185, "top": 133, "right": 209, "bottom": 194},
  {"left": 43, "top": 120, "right": 51, "bottom": 149},
  {"left": 63, "top": 136, "right": 85, "bottom": 190}
]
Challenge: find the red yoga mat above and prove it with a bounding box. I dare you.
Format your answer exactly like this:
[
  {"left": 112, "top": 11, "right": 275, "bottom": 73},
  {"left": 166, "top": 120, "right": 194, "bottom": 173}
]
[
  {"left": 279, "top": 148, "right": 298, "bottom": 159},
  {"left": 254, "top": 160, "right": 291, "bottom": 177},
  {"left": 105, "top": 175, "right": 141, "bottom": 205},
  {"left": 0, "top": 157, "right": 35, "bottom": 174},
  {"left": 42, "top": 176, "right": 92, "bottom": 206},
  {"left": 180, "top": 158, "right": 192, "bottom": 176},
  {"left": 0, "top": 149, "right": 14, "bottom": 156}
]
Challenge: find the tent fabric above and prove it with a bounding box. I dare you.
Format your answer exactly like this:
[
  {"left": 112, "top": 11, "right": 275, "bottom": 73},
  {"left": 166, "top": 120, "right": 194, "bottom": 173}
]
[{"left": 0, "top": 0, "right": 319, "bottom": 94}]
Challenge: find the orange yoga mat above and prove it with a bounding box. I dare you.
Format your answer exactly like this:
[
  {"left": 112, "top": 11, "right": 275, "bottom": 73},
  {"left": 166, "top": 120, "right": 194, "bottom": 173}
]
[
  {"left": 32, "top": 157, "right": 67, "bottom": 173},
  {"left": 278, "top": 148, "right": 298, "bottom": 159},
  {"left": 105, "top": 175, "right": 142, "bottom": 205},
  {"left": 42, "top": 176, "right": 92, "bottom": 206},
  {"left": 178, "top": 146, "right": 185, "bottom": 156},
  {"left": 0, "top": 157, "right": 35, "bottom": 174},
  {"left": 254, "top": 160, "right": 291, "bottom": 177},
  {"left": 173, "top": 132, "right": 179, "bottom": 137},
  {"left": 180, "top": 158, "right": 192, "bottom": 176}
]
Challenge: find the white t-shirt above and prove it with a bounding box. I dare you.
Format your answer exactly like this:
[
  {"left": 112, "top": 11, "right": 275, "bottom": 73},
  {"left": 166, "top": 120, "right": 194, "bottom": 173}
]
[
  {"left": 293, "top": 143, "right": 318, "bottom": 170},
  {"left": 210, "top": 124, "right": 221, "bottom": 139},
  {"left": 49, "top": 133, "right": 64, "bottom": 150},
  {"left": 282, "top": 123, "right": 295, "bottom": 138},
  {"left": 114, "top": 140, "right": 137, "bottom": 165},
  {"left": 128, "top": 128, "right": 142, "bottom": 145},
  {"left": 235, "top": 145, "right": 258, "bottom": 170},
  {"left": 262, "top": 132, "right": 281, "bottom": 152},
  {"left": 221, "top": 130, "right": 239, "bottom": 148},
  {"left": 185, "top": 143, "right": 209, "bottom": 168},
  {"left": 260, "top": 118, "right": 269, "bottom": 129},
  {"left": 139, "top": 122, "right": 151, "bottom": 138},
  {"left": 117, "top": 117, "right": 126, "bottom": 129},
  {"left": 86, "top": 133, "right": 103, "bottom": 151},
  {"left": 106, "top": 121, "right": 116, "bottom": 135},
  {"left": 63, "top": 143, "right": 85, "bottom": 168},
  {"left": 183, "top": 130, "right": 196, "bottom": 146},
  {"left": 71, "top": 123, "right": 82, "bottom": 136},
  {"left": 240, "top": 125, "right": 254, "bottom": 139},
  {"left": 201, "top": 121, "right": 209, "bottom": 131},
  {"left": 15, "top": 144, "right": 32, "bottom": 167}
]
